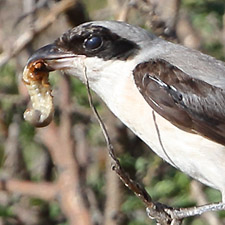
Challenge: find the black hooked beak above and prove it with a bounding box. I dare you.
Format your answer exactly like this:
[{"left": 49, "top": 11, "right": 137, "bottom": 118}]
[{"left": 27, "top": 43, "right": 76, "bottom": 71}]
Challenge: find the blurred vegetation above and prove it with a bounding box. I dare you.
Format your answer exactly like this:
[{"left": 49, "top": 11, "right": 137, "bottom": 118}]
[{"left": 0, "top": 0, "right": 224, "bottom": 225}]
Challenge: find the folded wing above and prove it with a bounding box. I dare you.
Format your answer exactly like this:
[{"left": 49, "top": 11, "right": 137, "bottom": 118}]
[{"left": 133, "top": 59, "right": 225, "bottom": 145}]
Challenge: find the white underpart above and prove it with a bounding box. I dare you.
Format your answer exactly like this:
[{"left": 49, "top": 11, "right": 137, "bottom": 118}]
[{"left": 68, "top": 56, "right": 225, "bottom": 202}]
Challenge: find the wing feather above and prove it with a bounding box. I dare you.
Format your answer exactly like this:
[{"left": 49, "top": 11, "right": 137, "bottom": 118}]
[{"left": 133, "top": 59, "right": 225, "bottom": 145}]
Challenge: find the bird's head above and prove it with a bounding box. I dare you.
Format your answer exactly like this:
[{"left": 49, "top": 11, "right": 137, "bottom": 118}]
[{"left": 28, "top": 21, "right": 158, "bottom": 98}]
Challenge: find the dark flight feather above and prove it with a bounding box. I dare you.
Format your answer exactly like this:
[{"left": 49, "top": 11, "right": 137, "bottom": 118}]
[{"left": 133, "top": 59, "right": 225, "bottom": 145}]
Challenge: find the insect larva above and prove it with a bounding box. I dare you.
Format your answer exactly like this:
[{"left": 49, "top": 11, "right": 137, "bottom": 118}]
[{"left": 23, "top": 60, "right": 54, "bottom": 127}]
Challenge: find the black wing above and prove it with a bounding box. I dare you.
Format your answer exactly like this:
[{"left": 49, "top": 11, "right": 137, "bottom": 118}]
[{"left": 133, "top": 59, "right": 225, "bottom": 145}]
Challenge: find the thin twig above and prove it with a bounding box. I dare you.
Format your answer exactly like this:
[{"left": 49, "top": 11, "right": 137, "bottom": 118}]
[
  {"left": 168, "top": 203, "right": 225, "bottom": 219},
  {"left": 15, "top": 0, "right": 49, "bottom": 26},
  {"left": 0, "top": 179, "right": 57, "bottom": 201},
  {"left": 82, "top": 66, "right": 118, "bottom": 163},
  {"left": 0, "top": 0, "right": 76, "bottom": 67}
]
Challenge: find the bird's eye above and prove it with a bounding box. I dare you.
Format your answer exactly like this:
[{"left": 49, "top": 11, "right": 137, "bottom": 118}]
[{"left": 84, "top": 36, "right": 102, "bottom": 50}]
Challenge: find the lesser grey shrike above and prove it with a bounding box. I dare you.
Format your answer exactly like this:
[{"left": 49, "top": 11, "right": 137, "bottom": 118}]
[{"left": 27, "top": 21, "right": 225, "bottom": 204}]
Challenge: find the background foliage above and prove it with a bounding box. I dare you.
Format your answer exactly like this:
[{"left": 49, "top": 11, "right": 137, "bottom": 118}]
[{"left": 0, "top": 0, "right": 224, "bottom": 225}]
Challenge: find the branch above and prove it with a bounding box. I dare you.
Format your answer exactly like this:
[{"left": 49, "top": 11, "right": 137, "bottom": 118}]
[
  {"left": 0, "top": 179, "right": 57, "bottom": 201},
  {"left": 0, "top": 0, "right": 76, "bottom": 67}
]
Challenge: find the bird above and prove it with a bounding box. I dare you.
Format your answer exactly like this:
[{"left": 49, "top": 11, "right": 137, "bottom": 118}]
[{"left": 27, "top": 21, "right": 225, "bottom": 203}]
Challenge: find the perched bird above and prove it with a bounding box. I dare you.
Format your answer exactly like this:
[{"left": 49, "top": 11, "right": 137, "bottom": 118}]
[{"left": 28, "top": 21, "right": 225, "bottom": 202}]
